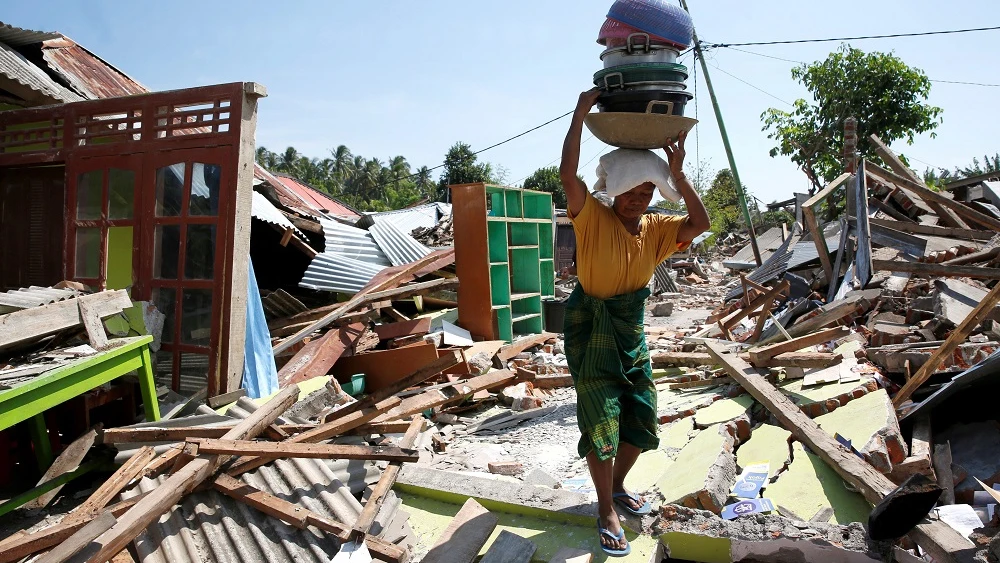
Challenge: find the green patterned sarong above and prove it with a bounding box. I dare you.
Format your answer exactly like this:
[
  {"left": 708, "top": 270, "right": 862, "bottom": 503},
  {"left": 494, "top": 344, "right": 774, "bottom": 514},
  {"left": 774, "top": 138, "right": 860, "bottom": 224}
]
[{"left": 564, "top": 284, "right": 658, "bottom": 461}]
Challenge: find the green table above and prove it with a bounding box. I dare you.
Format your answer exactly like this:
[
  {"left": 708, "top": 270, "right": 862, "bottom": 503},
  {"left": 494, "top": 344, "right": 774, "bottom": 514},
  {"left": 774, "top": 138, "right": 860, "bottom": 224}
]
[{"left": 0, "top": 335, "right": 160, "bottom": 470}]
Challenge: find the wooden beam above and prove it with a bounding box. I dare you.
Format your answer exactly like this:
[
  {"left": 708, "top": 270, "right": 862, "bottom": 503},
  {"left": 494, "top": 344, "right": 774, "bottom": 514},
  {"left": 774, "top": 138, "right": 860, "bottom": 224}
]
[
  {"left": 667, "top": 377, "right": 734, "bottom": 389},
  {"left": 212, "top": 474, "right": 405, "bottom": 563},
  {"left": 206, "top": 388, "right": 247, "bottom": 409},
  {"left": 276, "top": 322, "right": 366, "bottom": 387},
  {"left": 101, "top": 424, "right": 315, "bottom": 444},
  {"left": 651, "top": 351, "right": 842, "bottom": 369},
  {"left": 869, "top": 134, "right": 971, "bottom": 229},
  {"left": 704, "top": 342, "right": 974, "bottom": 562},
  {"left": 353, "top": 416, "right": 425, "bottom": 536},
  {"left": 480, "top": 530, "right": 537, "bottom": 563},
  {"left": 24, "top": 426, "right": 100, "bottom": 510},
  {"left": 894, "top": 281, "right": 1000, "bottom": 406},
  {"left": 186, "top": 438, "right": 418, "bottom": 462},
  {"left": 748, "top": 326, "right": 850, "bottom": 365},
  {"left": 867, "top": 160, "right": 1000, "bottom": 232},
  {"left": 227, "top": 396, "right": 402, "bottom": 477},
  {"left": 871, "top": 260, "right": 1000, "bottom": 280},
  {"left": 759, "top": 294, "right": 864, "bottom": 345},
  {"left": 496, "top": 333, "right": 557, "bottom": 362},
  {"left": 333, "top": 350, "right": 462, "bottom": 419},
  {"left": 801, "top": 173, "right": 852, "bottom": 283},
  {"left": 719, "top": 280, "right": 790, "bottom": 330},
  {"left": 932, "top": 441, "right": 956, "bottom": 505},
  {"left": 76, "top": 296, "right": 109, "bottom": 350},
  {"left": 373, "top": 317, "right": 431, "bottom": 340},
  {"left": 868, "top": 218, "right": 994, "bottom": 242},
  {"left": 373, "top": 369, "right": 516, "bottom": 423},
  {"left": 34, "top": 511, "right": 116, "bottom": 563},
  {"left": 0, "top": 290, "right": 131, "bottom": 351},
  {"left": 64, "top": 447, "right": 155, "bottom": 525},
  {"left": 78, "top": 384, "right": 299, "bottom": 563},
  {"left": 421, "top": 497, "right": 498, "bottom": 563}
]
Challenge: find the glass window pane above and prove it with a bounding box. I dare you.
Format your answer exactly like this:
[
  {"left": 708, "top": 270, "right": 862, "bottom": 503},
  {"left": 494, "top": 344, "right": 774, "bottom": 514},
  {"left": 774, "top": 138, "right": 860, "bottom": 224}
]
[
  {"left": 153, "top": 350, "right": 174, "bottom": 391},
  {"left": 184, "top": 225, "right": 216, "bottom": 280},
  {"left": 179, "top": 353, "right": 210, "bottom": 396},
  {"left": 108, "top": 168, "right": 135, "bottom": 220},
  {"left": 155, "top": 163, "right": 184, "bottom": 216},
  {"left": 189, "top": 163, "right": 221, "bottom": 216},
  {"left": 74, "top": 227, "right": 101, "bottom": 278},
  {"left": 77, "top": 170, "right": 103, "bottom": 220},
  {"left": 152, "top": 287, "right": 176, "bottom": 344},
  {"left": 153, "top": 225, "right": 180, "bottom": 279},
  {"left": 181, "top": 289, "right": 212, "bottom": 346}
]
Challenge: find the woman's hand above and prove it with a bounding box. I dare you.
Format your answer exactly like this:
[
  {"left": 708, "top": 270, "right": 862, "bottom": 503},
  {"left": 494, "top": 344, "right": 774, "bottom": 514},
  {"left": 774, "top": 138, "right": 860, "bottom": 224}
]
[
  {"left": 663, "top": 130, "right": 688, "bottom": 179},
  {"left": 576, "top": 88, "right": 602, "bottom": 115}
]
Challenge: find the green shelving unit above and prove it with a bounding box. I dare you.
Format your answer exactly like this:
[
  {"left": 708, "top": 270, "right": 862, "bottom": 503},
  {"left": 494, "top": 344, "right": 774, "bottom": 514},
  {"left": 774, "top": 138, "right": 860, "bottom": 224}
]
[{"left": 452, "top": 183, "right": 556, "bottom": 341}]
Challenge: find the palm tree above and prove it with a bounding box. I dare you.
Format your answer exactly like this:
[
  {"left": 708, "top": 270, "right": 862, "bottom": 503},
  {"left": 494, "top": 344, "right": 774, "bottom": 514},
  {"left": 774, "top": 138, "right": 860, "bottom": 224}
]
[
  {"left": 278, "top": 147, "right": 300, "bottom": 175},
  {"left": 388, "top": 155, "right": 410, "bottom": 186},
  {"left": 415, "top": 166, "right": 434, "bottom": 197},
  {"left": 330, "top": 145, "right": 353, "bottom": 183},
  {"left": 255, "top": 146, "right": 279, "bottom": 170}
]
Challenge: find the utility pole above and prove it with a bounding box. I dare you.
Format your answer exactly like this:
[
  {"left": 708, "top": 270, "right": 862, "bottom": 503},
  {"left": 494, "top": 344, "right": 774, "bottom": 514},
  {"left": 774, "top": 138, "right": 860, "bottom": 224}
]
[{"left": 679, "top": 0, "right": 762, "bottom": 266}]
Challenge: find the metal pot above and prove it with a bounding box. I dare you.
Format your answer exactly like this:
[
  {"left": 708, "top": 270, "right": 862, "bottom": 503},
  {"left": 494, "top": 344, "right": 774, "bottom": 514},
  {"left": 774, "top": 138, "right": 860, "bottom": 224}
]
[
  {"left": 601, "top": 34, "right": 680, "bottom": 68},
  {"left": 598, "top": 89, "right": 693, "bottom": 116},
  {"left": 594, "top": 63, "right": 688, "bottom": 91}
]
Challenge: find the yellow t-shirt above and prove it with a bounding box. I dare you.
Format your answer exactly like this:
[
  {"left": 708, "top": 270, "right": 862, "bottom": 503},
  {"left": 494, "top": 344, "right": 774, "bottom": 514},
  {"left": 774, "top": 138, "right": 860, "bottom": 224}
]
[{"left": 570, "top": 192, "right": 690, "bottom": 299}]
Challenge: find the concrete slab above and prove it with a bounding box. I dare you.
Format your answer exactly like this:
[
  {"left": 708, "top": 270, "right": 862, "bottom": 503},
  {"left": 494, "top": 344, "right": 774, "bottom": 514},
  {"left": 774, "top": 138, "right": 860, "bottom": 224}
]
[
  {"left": 814, "top": 389, "right": 907, "bottom": 473},
  {"left": 399, "top": 491, "right": 659, "bottom": 562},
  {"left": 934, "top": 278, "right": 1000, "bottom": 327},
  {"left": 694, "top": 394, "right": 755, "bottom": 428},
  {"left": 763, "top": 443, "right": 872, "bottom": 525},
  {"left": 625, "top": 449, "right": 673, "bottom": 494},
  {"left": 735, "top": 424, "right": 792, "bottom": 478},
  {"left": 655, "top": 505, "right": 887, "bottom": 563},
  {"left": 655, "top": 423, "right": 736, "bottom": 513},
  {"left": 778, "top": 377, "right": 878, "bottom": 418},
  {"left": 659, "top": 417, "right": 697, "bottom": 452}
]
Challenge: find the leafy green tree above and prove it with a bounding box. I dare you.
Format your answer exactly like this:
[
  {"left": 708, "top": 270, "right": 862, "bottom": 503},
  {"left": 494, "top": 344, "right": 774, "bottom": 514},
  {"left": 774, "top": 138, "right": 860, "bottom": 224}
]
[
  {"left": 758, "top": 207, "right": 795, "bottom": 231},
  {"left": 702, "top": 169, "right": 751, "bottom": 241},
  {"left": 956, "top": 153, "right": 1000, "bottom": 177},
  {"left": 762, "top": 45, "right": 942, "bottom": 192},
  {"left": 437, "top": 142, "right": 497, "bottom": 202},
  {"left": 522, "top": 166, "right": 569, "bottom": 208}
]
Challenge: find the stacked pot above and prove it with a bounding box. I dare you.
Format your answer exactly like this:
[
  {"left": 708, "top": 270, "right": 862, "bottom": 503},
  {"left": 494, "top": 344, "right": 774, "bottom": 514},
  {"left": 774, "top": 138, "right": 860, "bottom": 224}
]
[{"left": 594, "top": 0, "right": 694, "bottom": 117}]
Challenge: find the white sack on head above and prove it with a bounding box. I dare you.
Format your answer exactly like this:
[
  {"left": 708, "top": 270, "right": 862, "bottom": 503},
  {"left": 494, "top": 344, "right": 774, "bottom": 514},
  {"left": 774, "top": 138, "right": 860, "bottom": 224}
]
[{"left": 593, "top": 148, "right": 681, "bottom": 203}]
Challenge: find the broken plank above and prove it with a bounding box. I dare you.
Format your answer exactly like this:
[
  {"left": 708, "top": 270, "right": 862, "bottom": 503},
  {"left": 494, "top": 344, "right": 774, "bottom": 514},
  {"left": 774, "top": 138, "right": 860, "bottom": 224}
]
[
  {"left": 871, "top": 260, "right": 1000, "bottom": 280},
  {"left": 704, "top": 342, "right": 974, "bottom": 562},
  {"left": 373, "top": 317, "right": 432, "bottom": 340},
  {"left": 933, "top": 441, "right": 955, "bottom": 505},
  {"left": 651, "top": 351, "right": 841, "bottom": 369},
  {"left": 373, "top": 369, "right": 516, "bottom": 423},
  {"left": 101, "top": 424, "right": 315, "bottom": 444},
  {"left": 353, "top": 416, "right": 425, "bottom": 537},
  {"left": 330, "top": 341, "right": 441, "bottom": 393},
  {"left": 186, "top": 438, "right": 418, "bottom": 462},
  {"left": 212, "top": 474, "right": 405, "bottom": 563},
  {"left": 76, "top": 296, "right": 109, "bottom": 350},
  {"left": 496, "top": 333, "right": 557, "bottom": 362},
  {"left": 332, "top": 350, "right": 462, "bottom": 419},
  {"left": 24, "top": 426, "right": 100, "bottom": 510},
  {"left": 894, "top": 281, "right": 1000, "bottom": 406},
  {"left": 532, "top": 373, "right": 574, "bottom": 388},
  {"left": 748, "top": 326, "right": 850, "bottom": 365},
  {"left": 667, "top": 377, "right": 734, "bottom": 389},
  {"left": 277, "top": 322, "right": 366, "bottom": 388},
  {"left": 868, "top": 218, "right": 994, "bottom": 242},
  {"left": 206, "top": 388, "right": 247, "bottom": 409},
  {"left": 720, "top": 280, "right": 790, "bottom": 330},
  {"left": 802, "top": 173, "right": 853, "bottom": 283},
  {"left": 480, "top": 530, "right": 536, "bottom": 563},
  {"left": 34, "top": 511, "right": 116, "bottom": 563},
  {"left": 76, "top": 385, "right": 300, "bottom": 563},
  {"left": 64, "top": 446, "right": 155, "bottom": 525},
  {"left": 0, "top": 290, "right": 132, "bottom": 351},
  {"left": 759, "top": 295, "right": 864, "bottom": 345},
  {"left": 228, "top": 396, "right": 402, "bottom": 477},
  {"left": 421, "top": 498, "right": 498, "bottom": 563}
]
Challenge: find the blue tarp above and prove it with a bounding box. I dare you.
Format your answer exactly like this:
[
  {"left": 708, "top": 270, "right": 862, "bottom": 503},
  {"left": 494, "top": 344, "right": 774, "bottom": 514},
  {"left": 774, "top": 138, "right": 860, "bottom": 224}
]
[{"left": 242, "top": 258, "right": 278, "bottom": 398}]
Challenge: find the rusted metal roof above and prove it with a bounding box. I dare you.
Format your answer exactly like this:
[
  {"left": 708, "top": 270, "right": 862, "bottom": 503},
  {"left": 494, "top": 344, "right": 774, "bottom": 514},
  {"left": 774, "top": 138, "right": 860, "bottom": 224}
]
[
  {"left": 0, "top": 21, "right": 61, "bottom": 47},
  {"left": 41, "top": 38, "right": 147, "bottom": 99},
  {"left": 0, "top": 40, "right": 83, "bottom": 103},
  {"left": 273, "top": 173, "right": 360, "bottom": 220}
]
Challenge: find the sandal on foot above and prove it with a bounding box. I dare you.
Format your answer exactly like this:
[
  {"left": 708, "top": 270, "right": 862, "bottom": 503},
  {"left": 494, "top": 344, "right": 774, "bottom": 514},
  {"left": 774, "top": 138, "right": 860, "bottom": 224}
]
[
  {"left": 613, "top": 491, "right": 651, "bottom": 516},
  {"left": 597, "top": 519, "right": 631, "bottom": 557}
]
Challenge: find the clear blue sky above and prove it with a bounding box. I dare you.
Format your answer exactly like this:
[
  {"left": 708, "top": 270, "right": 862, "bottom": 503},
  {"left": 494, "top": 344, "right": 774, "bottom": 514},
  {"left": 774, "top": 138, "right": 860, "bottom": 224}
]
[{"left": 6, "top": 1, "right": 998, "bottom": 204}]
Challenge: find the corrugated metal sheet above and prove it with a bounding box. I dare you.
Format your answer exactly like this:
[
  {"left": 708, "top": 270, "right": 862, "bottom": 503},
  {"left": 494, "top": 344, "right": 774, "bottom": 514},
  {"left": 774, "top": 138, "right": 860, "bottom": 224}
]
[
  {"left": 252, "top": 191, "right": 304, "bottom": 238},
  {"left": 0, "top": 40, "right": 82, "bottom": 103},
  {"left": 0, "top": 285, "right": 80, "bottom": 313},
  {"left": 118, "top": 398, "right": 397, "bottom": 563},
  {"left": 41, "top": 38, "right": 147, "bottom": 99},
  {"left": 319, "top": 218, "right": 390, "bottom": 267},
  {"left": 300, "top": 252, "right": 385, "bottom": 294},
  {"left": 724, "top": 227, "right": 785, "bottom": 268},
  {"left": 0, "top": 22, "right": 61, "bottom": 47},
  {"left": 274, "top": 174, "right": 360, "bottom": 219},
  {"left": 368, "top": 221, "right": 432, "bottom": 267},
  {"left": 356, "top": 203, "right": 450, "bottom": 233},
  {"left": 260, "top": 289, "right": 307, "bottom": 321}
]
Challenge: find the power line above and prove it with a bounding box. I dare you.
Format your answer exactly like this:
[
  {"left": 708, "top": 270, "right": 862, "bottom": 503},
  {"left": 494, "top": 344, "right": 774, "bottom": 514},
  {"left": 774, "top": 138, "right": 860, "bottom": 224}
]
[
  {"left": 704, "top": 25, "right": 1000, "bottom": 48},
  {"left": 707, "top": 60, "right": 794, "bottom": 106},
  {"left": 512, "top": 134, "right": 594, "bottom": 185},
  {"left": 931, "top": 79, "right": 1000, "bottom": 87}
]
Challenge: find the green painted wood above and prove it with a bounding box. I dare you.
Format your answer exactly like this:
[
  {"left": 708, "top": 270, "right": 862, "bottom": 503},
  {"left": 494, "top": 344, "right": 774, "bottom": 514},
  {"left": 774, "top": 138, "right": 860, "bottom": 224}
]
[
  {"left": 504, "top": 190, "right": 522, "bottom": 218},
  {"left": 494, "top": 307, "right": 513, "bottom": 342},
  {"left": 510, "top": 247, "right": 541, "bottom": 294},
  {"left": 28, "top": 412, "right": 52, "bottom": 471},
  {"left": 0, "top": 458, "right": 104, "bottom": 517},
  {"left": 0, "top": 336, "right": 159, "bottom": 431},
  {"left": 490, "top": 264, "right": 511, "bottom": 306},
  {"left": 137, "top": 344, "right": 161, "bottom": 422},
  {"left": 509, "top": 223, "right": 538, "bottom": 246},
  {"left": 487, "top": 221, "right": 508, "bottom": 263}
]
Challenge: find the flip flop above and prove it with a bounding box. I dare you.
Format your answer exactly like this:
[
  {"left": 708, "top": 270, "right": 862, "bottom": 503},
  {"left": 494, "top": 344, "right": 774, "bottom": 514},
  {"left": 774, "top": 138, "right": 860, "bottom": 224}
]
[
  {"left": 597, "top": 519, "right": 631, "bottom": 557},
  {"left": 613, "top": 491, "right": 652, "bottom": 516}
]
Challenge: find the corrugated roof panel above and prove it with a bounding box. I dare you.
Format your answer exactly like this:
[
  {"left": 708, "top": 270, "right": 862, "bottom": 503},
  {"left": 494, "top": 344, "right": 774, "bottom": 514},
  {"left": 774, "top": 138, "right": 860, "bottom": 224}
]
[
  {"left": 300, "top": 252, "right": 385, "bottom": 294},
  {"left": 319, "top": 218, "right": 390, "bottom": 267},
  {"left": 0, "top": 40, "right": 82, "bottom": 103},
  {"left": 41, "top": 39, "right": 147, "bottom": 99},
  {"left": 356, "top": 203, "right": 447, "bottom": 233},
  {"left": 252, "top": 191, "right": 304, "bottom": 238},
  {"left": 274, "top": 174, "right": 360, "bottom": 219},
  {"left": 0, "top": 22, "right": 61, "bottom": 47},
  {"left": 0, "top": 285, "right": 80, "bottom": 313},
  {"left": 368, "top": 221, "right": 432, "bottom": 267}
]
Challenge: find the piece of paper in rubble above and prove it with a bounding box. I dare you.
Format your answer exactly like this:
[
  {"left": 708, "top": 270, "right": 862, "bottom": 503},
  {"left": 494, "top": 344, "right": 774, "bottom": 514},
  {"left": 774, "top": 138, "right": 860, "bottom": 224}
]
[
  {"left": 442, "top": 320, "right": 474, "bottom": 347},
  {"left": 935, "top": 504, "right": 985, "bottom": 539},
  {"left": 331, "top": 540, "right": 372, "bottom": 563},
  {"left": 731, "top": 461, "right": 769, "bottom": 500},
  {"left": 721, "top": 498, "right": 775, "bottom": 520}
]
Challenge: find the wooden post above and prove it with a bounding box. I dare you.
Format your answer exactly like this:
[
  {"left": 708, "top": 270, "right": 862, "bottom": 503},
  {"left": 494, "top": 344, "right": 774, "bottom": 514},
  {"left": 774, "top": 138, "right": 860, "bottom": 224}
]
[
  {"left": 353, "top": 416, "right": 425, "bottom": 536},
  {"left": 801, "top": 173, "right": 852, "bottom": 285}
]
